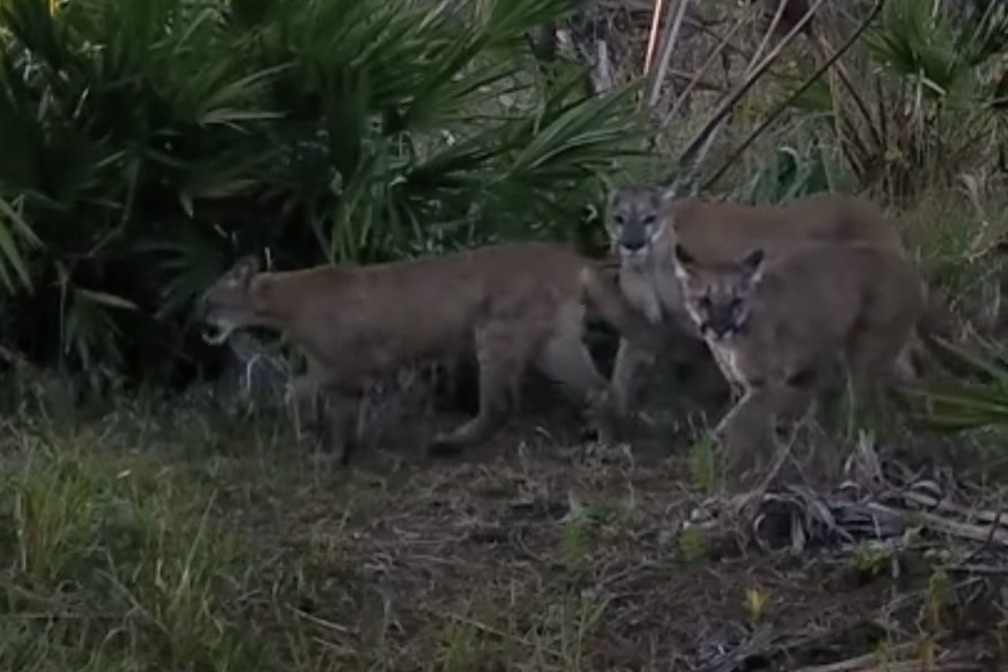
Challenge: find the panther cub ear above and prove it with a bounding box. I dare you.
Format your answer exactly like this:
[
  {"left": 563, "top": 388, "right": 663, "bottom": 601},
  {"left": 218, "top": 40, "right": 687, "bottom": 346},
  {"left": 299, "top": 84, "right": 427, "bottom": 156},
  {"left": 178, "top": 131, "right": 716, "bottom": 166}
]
[{"left": 738, "top": 248, "right": 766, "bottom": 283}]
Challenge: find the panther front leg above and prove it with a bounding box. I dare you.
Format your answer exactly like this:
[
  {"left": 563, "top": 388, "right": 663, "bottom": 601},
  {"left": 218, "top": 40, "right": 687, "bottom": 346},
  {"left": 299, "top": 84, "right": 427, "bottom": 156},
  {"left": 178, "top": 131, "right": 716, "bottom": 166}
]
[
  {"left": 428, "top": 322, "right": 529, "bottom": 455},
  {"left": 712, "top": 380, "right": 814, "bottom": 488},
  {"left": 609, "top": 336, "right": 656, "bottom": 431},
  {"left": 288, "top": 357, "right": 361, "bottom": 466}
]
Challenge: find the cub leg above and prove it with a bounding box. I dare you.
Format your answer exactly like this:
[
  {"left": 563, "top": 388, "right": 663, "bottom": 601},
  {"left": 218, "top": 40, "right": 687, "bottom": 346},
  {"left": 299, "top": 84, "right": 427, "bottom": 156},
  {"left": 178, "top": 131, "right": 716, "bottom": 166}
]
[
  {"left": 289, "top": 375, "right": 361, "bottom": 465},
  {"left": 318, "top": 389, "right": 361, "bottom": 466},
  {"left": 713, "top": 385, "right": 775, "bottom": 453},
  {"left": 289, "top": 373, "right": 326, "bottom": 441},
  {"left": 287, "top": 350, "right": 366, "bottom": 465},
  {"left": 535, "top": 327, "right": 617, "bottom": 443},
  {"left": 610, "top": 337, "right": 655, "bottom": 421},
  {"left": 844, "top": 323, "right": 919, "bottom": 421},
  {"left": 288, "top": 354, "right": 336, "bottom": 438},
  {"left": 427, "top": 322, "right": 530, "bottom": 455},
  {"left": 714, "top": 381, "right": 815, "bottom": 476}
]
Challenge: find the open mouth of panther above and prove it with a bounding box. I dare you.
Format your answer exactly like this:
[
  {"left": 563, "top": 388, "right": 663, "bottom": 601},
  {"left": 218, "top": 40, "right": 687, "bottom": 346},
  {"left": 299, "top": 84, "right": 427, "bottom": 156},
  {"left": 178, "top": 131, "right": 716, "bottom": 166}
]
[{"left": 201, "top": 320, "right": 237, "bottom": 346}]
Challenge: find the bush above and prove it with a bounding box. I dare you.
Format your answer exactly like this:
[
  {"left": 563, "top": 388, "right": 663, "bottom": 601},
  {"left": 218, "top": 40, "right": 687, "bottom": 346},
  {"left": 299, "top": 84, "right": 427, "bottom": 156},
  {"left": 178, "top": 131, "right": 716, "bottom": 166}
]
[{"left": 0, "top": 0, "right": 651, "bottom": 393}]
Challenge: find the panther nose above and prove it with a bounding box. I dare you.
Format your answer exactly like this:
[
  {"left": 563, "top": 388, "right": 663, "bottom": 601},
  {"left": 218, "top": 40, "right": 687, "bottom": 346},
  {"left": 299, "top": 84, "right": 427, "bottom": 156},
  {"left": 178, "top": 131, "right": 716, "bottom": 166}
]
[
  {"left": 704, "top": 314, "right": 737, "bottom": 339},
  {"left": 620, "top": 237, "right": 646, "bottom": 252},
  {"left": 708, "top": 323, "right": 732, "bottom": 338}
]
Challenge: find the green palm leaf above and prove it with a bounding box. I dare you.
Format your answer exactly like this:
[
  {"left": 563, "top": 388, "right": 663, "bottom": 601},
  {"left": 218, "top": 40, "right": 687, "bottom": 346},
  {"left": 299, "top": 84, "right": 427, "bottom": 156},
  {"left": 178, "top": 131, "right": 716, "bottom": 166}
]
[
  {"left": 0, "top": 0, "right": 650, "bottom": 386},
  {"left": 902, "top": 336, "right": 1008, "bottom": 431},
  {"left": 0, "top": 194, "right": 41, "bottom": 292}
]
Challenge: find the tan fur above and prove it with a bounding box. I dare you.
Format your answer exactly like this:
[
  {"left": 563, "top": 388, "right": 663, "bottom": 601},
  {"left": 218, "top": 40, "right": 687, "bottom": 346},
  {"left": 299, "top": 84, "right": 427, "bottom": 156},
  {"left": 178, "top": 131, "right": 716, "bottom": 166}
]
[
  {"left": 604, "top": 185, "right": 908, "bottom": 420},
  {"left": 673, "top": 241, "right": 926, "bottom": 474},
  {"left": 196, "top": 242, "right": 655, "bottom": 463}
]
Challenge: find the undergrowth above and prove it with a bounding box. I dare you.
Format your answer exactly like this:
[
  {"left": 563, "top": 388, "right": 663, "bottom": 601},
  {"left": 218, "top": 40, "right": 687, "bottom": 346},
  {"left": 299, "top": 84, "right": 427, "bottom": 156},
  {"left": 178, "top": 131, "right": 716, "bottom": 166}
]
[{"left": 3, "top": 1, "right": 1008, "bottom": 669}]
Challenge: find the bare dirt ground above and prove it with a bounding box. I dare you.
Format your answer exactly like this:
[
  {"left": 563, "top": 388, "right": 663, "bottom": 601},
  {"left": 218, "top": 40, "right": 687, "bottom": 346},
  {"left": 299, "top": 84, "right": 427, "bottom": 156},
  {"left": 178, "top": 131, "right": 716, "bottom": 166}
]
[
  {"left": 200, "top": 391, "right": 1008, "bottom": 671},
  {"left": 5, "top": 369, "right": 1008, "bottom": 671}
]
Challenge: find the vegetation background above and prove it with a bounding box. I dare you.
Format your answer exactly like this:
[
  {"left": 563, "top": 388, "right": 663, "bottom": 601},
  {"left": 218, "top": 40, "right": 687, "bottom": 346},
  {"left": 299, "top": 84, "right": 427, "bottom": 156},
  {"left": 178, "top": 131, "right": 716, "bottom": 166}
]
[{"left": 3, "top": 0, "right": 1008, "bottom": 669}]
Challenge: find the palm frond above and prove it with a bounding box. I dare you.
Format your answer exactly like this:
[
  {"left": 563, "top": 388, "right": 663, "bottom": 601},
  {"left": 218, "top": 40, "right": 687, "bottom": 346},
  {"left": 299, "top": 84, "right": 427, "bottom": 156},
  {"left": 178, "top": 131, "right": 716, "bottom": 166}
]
[
  {"left": 0, "top": 0, "right": 647, "bottom": 385},
  {"left": 902, "top": 336, "right": 1008, "bottom": 432}
]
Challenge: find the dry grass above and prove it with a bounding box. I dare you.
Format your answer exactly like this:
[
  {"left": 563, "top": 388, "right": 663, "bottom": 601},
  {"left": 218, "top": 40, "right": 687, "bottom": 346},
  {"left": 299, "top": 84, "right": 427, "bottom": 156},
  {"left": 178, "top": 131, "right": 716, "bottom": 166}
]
[{"left": 1, "top": 376, "right": 1006, "bottom": 672}]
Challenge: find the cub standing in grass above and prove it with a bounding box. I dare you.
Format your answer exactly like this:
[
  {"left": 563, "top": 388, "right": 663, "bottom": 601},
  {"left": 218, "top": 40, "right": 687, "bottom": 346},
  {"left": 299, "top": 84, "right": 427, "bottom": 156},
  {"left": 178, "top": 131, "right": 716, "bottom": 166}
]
[
  {"left": 603, "top": 184, "right": 908, "bottom": 424},
  {"left": 196, "top": 242, "right": 657, "bottom": 465},
  {"left": 671, "top": 241, "right": 927, "bottom": 478}
]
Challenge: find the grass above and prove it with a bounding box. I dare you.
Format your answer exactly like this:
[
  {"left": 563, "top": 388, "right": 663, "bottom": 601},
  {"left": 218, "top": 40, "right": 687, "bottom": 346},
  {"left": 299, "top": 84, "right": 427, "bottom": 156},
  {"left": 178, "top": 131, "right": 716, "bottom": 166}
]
[
  {"left": 2, "top": 395, "right": 1006, "bottom": 671},
  {"left": 4, "top": 190, "right": 1008, "bottom": 671}
]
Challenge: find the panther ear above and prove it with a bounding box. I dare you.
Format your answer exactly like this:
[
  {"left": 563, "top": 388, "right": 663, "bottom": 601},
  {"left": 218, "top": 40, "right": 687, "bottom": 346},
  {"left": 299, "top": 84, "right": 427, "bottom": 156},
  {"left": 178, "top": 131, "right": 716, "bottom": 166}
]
[
  {"left": 739, "top": 248, "right": 766, "bottom": 282},
  {"left": 229, "top": 254, "right": 261, "bottom": 284},
  {"left": 661, "top": 176, "right": 697, "bottom": 202}
]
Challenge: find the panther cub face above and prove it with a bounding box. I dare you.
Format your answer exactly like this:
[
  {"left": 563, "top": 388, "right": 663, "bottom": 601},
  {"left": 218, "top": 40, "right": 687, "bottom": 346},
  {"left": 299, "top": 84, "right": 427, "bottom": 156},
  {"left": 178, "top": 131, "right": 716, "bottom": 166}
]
[
  {"left": 672, "top": 244, "right": 766, "bottom": 341},
  {"left": 606, "top": 186, "right": 671, "bottom": 267}
]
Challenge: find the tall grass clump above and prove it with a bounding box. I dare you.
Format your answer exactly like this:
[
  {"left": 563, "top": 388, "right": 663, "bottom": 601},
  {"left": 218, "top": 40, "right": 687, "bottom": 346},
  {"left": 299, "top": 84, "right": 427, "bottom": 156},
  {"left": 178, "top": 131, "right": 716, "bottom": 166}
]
[{"left": 0, "top": 424, "right": 265, "bottom": 670}]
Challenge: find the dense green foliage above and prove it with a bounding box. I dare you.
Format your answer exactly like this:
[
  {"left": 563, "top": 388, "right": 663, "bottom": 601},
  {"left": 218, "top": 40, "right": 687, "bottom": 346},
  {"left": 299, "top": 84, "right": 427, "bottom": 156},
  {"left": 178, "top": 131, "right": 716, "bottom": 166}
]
[
  {"left": 0, "top": 0, "right": 649, "bottom": 391},
  {"left": 776, "top": 0, "right": 1008, "bottom": 204}
]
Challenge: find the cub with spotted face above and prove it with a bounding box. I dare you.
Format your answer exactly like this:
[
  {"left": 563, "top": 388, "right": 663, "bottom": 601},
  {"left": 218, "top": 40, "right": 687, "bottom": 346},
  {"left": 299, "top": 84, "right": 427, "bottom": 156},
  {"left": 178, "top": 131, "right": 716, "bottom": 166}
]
[
  {"left": 604, "top": 185, "right": 907, "bottom": 421},
  {"left": 672, "top": 241, "right": 926, "bottom": 469},
  {"left": 196, "top": 242, "right": 656, "bottom": 464}
]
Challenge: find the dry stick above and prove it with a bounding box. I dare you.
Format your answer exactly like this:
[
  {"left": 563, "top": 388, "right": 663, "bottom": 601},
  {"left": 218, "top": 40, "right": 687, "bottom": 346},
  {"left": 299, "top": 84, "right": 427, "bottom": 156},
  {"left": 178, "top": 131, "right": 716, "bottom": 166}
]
[
  {"left": 646, "top": 0, "right": 693, "bottom": 109},
  {"left": 592, "top": 39, "right": 614, "bottom": 95},
  {"left": 771, "top": 0, "right": 882, "bottom": 162},
  {"left": 731, "top": 428, "right": 801, "bottom": 516},
  {"left": 866, "top": 501, "right": 1008, "bottom": 546},
  {"left": 747, "top": 0, "right": 792, "bottom": 78},
  {"left": 663, "top": 6, "right": 755, "bottom": 125},
  {"left": 701, "top": 0, "right": 885, "bottom": 193},
  {"left": 661, "top": 0, "right": 829, "bottom": 188},
  {"left": 789, "top": 643, "right": 922, "bottom": 672},
  {"left": 642, "top": 0, "right": 666, "bottom": 76},
  {"left": 900, "top": 489, "right": 1008, "bottom": 529},
  {"left": 814, "top": 28, "right": 882, "bottom": 155},
  {"left": 795, "top": 655, "right": 976, "bottom": 672},
  {"left": 873, "top": 74, "right": 889, "bottom": 186},
  {"left": 289, "top": 605, "right": 354, "bottom": 635},
  {"left": 954, "top": 505, "right": 1004, "bottom": 565}
]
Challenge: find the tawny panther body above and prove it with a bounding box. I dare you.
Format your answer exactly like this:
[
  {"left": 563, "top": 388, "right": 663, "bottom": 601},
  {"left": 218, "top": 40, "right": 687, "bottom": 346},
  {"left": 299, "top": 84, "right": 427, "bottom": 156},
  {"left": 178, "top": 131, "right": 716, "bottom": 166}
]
[
  {"left": 197, "top": 242, "right": 655, "bottom": 463},
  {"left": 672, "top": 241, "right": 926, "bottom": 472},
  {"left": 604, "top": 185, "right": 909, "bottom": 425}
]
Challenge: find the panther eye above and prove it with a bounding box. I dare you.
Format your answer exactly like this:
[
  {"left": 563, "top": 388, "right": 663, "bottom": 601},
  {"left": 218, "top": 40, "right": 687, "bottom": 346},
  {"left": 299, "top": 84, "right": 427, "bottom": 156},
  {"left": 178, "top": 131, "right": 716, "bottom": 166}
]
[
  {"left": 642, "top": 215, "right": 656, "bottom": 227},
  {"left": 613, "top": 214, "right": 626, "bottom": 227}
]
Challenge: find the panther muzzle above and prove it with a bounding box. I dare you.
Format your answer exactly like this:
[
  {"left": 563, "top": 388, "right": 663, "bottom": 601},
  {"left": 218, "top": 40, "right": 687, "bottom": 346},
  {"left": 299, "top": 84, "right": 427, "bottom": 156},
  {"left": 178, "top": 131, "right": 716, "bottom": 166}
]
[
  {"left": 196, "top": 298, "right": 237, "bottom": 346},
  {"left": 201, "top": 321, "right": 236, "bottom": 346},
  {"left": 618, "top": 236, "right": 651, "bottom": 265},
  {"left": 699, "top": 310, "right": 747, "bottom": 341}
]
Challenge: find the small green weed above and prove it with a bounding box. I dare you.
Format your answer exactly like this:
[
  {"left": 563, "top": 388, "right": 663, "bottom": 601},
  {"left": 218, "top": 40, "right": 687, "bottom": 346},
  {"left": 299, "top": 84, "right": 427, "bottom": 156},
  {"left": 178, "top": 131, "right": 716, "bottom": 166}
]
[{"left": 687, "top": 436, "right": 723, "bottom": 494}]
